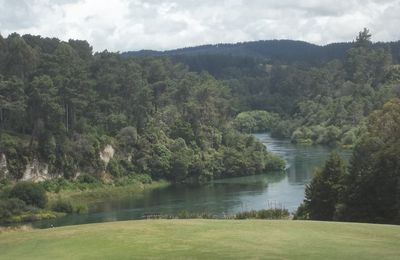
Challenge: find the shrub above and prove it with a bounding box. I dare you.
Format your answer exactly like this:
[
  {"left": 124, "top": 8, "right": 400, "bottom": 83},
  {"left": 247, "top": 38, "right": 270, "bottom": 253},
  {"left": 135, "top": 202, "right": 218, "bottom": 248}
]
[
  {"left": 175, "top": 210, "right": 213, "bottom": 219},
  {"left": 233, "top": 110, "right": 279, "bottom": 133},
  {"left": 9, "top": 182, "right": 47, "bottom": 208},
  {"left": 234, "top": 208, "right": 290, "bottom": 219},
  {"left": 41, "top": 178, "right": 76, "bottom": 193},
  {"left": 0, "top": 198, "right": 27, "bottom": 219},
  {"left": 74, "top": 204, "right": 88, "bottom": 214},
  {"left": 265, "top": 154, "right": 286, "bottom": 171},
  {"left": 293, "top": 203, "right": 309, "bottom": 220},
  {"left": 114, "top": 174, "right": 152, "bottom": 186},
  {"left": 51, "top": 200, "right": 74, "bottom": 213},
  {"left": 133, "top": 173, "right": 152, "bottom": 184},
  {"left": 107, "top": 159, "right": 126, "bottom": 177},
  {"left": 77, "top": 174, "right": 98, "bottom": 184}
]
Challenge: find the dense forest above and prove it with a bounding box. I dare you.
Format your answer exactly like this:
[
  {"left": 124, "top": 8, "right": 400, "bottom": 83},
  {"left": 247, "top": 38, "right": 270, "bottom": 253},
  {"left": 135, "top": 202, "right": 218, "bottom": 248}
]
[
  {"left": 124, "top": 38, "right": 400, "bottom": 65},
  {"left": 1, "top": 29, "right": 400, "bottom": 225},
  {"left": 0, "top": 32, "right": 284, "bottom": 186},
  {"left": 296, "top": 98, "right": 400, "bottom": 224},
  {"left": 133, "top": 29, "right": 400, "bottom": 147},
  {"left": 130, "top": 29, "right": 400, "bottom": 224}
]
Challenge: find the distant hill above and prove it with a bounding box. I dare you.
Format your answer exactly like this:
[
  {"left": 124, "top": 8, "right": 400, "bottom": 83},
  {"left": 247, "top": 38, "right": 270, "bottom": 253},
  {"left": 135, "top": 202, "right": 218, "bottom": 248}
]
[{"left": 123, "top": 39, "right": 400, "bottom": 65}]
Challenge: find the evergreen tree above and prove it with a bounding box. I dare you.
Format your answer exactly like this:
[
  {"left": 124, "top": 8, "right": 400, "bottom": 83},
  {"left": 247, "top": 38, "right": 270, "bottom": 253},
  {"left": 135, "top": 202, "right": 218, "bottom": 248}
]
[
  {"left": 301, "top": 152, "right": 346, "bottom": 220},
  {"left": 342, "top": 99, "right": 400, "bottom": 224}
]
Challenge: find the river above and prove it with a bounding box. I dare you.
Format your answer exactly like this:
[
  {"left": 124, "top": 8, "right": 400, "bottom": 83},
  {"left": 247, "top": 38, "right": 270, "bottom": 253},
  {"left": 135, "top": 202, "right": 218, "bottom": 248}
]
[{"left": 32, "top": 133, "right": 352, "bottom": 228}]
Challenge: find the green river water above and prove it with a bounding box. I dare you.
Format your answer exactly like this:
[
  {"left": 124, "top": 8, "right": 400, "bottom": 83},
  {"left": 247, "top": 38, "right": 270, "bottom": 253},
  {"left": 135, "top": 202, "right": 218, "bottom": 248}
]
[{"left": 32, "top": 133, "right": 351, "bottom": 228}]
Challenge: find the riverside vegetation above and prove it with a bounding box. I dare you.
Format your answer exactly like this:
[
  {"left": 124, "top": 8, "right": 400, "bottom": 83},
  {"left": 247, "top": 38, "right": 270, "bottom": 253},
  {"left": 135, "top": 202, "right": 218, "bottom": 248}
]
[
  {"left": 1, "top": 29, "right": 400, "bottom": 225},
  {"left": 296, "top": 98, "right": 400, "bottom": 224},
  {"left": 135, "top": 29, "right": 400, "bottom": 147},
  {"left": 0, "top": 32, "right": 284, "bottom": 223}
]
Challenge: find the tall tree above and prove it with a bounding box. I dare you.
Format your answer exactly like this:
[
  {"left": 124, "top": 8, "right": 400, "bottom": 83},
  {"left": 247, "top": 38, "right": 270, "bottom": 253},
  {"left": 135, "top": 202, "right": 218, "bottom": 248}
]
[
  {"left": 0, "top": 77, "right": 26, "bottom": 131},
  {"left": 355, "top": 28, "right": 372, "bottom": 48},
  {"left": 301, "top": 152, "right": 346, "bottom": 220},
  {"left": 342, "top": 98, "right": 400, "bottom": 224},
  {"left": 5, "top": 33, "right": 37, "bottom": 79}
]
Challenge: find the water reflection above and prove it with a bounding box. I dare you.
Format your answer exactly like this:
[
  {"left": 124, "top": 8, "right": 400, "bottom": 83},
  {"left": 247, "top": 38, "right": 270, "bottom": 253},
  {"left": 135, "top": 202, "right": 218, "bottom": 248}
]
[{"left": 32, "top": 133, "right": 351, "bottom": 228}]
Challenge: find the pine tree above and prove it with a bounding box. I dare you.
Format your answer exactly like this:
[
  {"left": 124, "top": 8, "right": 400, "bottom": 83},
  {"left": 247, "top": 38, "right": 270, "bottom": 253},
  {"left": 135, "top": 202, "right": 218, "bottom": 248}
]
[{"left": 302, "top": 152, "right": 346, "bottom": 220}]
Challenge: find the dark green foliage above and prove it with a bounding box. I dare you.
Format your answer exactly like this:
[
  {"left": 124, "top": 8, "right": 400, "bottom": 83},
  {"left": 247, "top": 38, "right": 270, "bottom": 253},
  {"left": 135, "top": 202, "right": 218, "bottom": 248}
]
[
  {"left": 116, "top": 127, "right": 138, "bottom": 154},
  {"left": 124, "top": 39, "right": 400, "bottom": 65},
  {"left": 169, "top": 138, "right": 193, "bottom": 182},
  {"left": 132, "top": 30, "right": 399, "bottom": 148},
  {"left": 355, "top": 28, "right": 372, "bottom": 48},
  {"left": 51, "top": 199, "right": 74, "bottom": 213},
  {"left": 41, "top": 178, "right": 76, "bottom": 193},
  {"left": 234, "top": 208, "right": 289, "bottom": 220},
  {"left": 9, "top": 181, "right": 47, "bottom": 208},
  {"left": 293, "top": 203, "right": 309, "bottom": 220},
  {"left": 0, "top": 33, "right": 282, "bottom": 184},
  {"left": 297, "top": 99, "right": 400, "bottom": 224},
  {"left": 341, "top": 98, "right": 400, "bottom": 224},
  {"left": 77, "top": 174, "right": 98, "bottom": 184},
  {"left": 0, "top": 198, "right": 27, "bottom": 219},
  {"left": 233, "top": 110, "right": 278, "bottom": 133},
  {"left": 2, "top": 29, "right": 399, "bottom": 224},
  {"left": 40, "top": 177, "right": 103, "bottom": 193},
  {"left": 298, "top": 152, "right": 346, "bottom": 221},
  {"left": 107, "top": 159, "right": 126, "bottom": 178}
]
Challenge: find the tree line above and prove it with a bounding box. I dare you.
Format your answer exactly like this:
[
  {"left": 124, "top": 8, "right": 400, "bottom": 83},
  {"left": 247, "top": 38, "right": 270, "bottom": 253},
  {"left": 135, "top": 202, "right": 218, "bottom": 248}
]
[
  {"left": 0, "top": 33, "right": 284, "bottom": 184},
  {"left": 296, "top": 98, "right": 400, "bottom": 224},
  {"left": 175, "top": 29, "right": 400, "bottom": 147}
]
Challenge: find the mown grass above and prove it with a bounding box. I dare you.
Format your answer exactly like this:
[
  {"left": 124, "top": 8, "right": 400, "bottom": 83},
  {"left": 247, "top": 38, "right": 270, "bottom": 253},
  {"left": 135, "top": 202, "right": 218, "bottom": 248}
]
[{"left": 0, "top": 219, "right": 399, "bottom": 260}]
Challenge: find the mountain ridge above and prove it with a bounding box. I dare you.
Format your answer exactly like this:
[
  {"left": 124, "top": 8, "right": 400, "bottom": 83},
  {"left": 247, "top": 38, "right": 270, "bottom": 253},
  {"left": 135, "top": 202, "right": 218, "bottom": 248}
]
[{"left": 123, "top": 39, "right": 400, "bottom": 64}]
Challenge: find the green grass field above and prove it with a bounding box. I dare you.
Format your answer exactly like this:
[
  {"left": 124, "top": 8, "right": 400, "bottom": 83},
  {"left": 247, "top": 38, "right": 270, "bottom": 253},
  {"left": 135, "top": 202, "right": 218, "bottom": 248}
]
[{"left": 1, "top": 220, "right": 399, "bottom": 259}]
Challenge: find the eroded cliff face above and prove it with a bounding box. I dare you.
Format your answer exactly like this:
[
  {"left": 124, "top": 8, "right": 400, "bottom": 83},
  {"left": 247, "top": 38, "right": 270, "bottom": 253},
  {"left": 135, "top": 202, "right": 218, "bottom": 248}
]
[
  {"left": 0, "top": 144, "right": 116, "bottom": 182},
  {"left": 99, "top": 144, "right": 115, "bottom": 166},
  {"left": 0, "top": 153, "right": 8, "bottom": 179},
  {"left": 21, "top": 159, "right": 51, "bottom": 183}
]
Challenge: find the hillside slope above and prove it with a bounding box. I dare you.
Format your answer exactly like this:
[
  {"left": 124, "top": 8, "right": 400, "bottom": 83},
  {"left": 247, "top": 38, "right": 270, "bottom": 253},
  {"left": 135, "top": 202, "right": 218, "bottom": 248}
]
[
  {"left": 0, "top": 220, "right": 399, "bottom": 259},
  {"left": 124, "top": 40, "right": 400, "bottom": 64}
]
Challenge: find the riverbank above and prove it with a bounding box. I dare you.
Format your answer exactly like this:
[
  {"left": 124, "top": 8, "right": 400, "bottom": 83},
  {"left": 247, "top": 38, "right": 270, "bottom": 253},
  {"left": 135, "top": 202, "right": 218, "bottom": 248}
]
[
  {"left": 0, "top": 180, "right": 170, "bottom": 225},
  {"left": 1, "top": 219, "right": 399, "bottom": 259},
  {"left": 47, "top": 179, "right": 170, "bottom": 208}
]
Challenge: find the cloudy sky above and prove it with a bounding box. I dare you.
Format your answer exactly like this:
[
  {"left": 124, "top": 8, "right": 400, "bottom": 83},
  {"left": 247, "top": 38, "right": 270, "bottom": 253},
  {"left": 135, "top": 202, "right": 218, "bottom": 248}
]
[{"left": 1, "top": 0, "right": 400, "bottom": 52}]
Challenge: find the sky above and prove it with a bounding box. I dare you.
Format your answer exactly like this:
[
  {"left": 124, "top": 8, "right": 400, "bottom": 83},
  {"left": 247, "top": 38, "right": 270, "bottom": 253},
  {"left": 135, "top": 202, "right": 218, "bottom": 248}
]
[{"left": 1, "top": 0, "right": 400, "bottom": 52}]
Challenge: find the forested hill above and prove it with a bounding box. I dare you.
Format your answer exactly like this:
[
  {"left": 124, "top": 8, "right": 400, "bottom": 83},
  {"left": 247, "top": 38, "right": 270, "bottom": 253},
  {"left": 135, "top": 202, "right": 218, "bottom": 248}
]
[
  {"left": 125, "top": 30, "right": 400, "bottom": 150},
  {"left": 0, "top": 33, "right": 285, "bottom": 185},
  {"left": 123, "top": 39, "right": 400, "bottom": 65}
]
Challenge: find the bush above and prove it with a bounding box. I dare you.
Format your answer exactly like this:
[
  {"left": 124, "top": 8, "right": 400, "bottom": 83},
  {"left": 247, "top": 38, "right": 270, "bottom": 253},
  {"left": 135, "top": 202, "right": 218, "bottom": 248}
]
[
  {"left": 133, "top": 173, "right": 152, "bottom": 184},
  {"left": 233, "top": 110, "right": 279, "bottom": 133},
  {"left": 41, "top": 178, "right": 76, "bottom": 193},
  {"left": 235, "top": 208, "right": 290, "bottom": 219},
  {"left": 114, "top": 174, "right": 152, "bottom": 186},
  {"left": 175, "top": 210, "right": 213, "bottom": 219},
  {"left": 9, "top": 182, "right": 48, "bottom": 208},
  {"left": 77, "top": 174, "right": 98, "bottom": 184},
  {"left": 0, "top": 198, "right": 27, "bottom": 219},
  {"left": 293, "top": 203, "right": 309, "bottom": 220},
  {"left": 51, "top": 200, "right": 74, "bottom": 213},
  {"left": 0, "top": 181, "right": 12, "bottom": 199},
  {"left": 265, "top": 154, "right": 286, "bottom": 171},
  {"left": 341, "top": 129, "right": 357, "bottom": 146},
  {"left": 107, "top": 159, "right": 126, "bottom": 177},
  {"left": 74, "top": 204, "right": 88, "bottom": 214}
]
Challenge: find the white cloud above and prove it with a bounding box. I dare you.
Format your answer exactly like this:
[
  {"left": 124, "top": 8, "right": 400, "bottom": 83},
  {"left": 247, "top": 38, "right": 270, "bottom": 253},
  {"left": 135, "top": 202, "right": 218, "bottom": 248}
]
[{"left": 0, "top": 0, "right": 399, "bottom": 51}]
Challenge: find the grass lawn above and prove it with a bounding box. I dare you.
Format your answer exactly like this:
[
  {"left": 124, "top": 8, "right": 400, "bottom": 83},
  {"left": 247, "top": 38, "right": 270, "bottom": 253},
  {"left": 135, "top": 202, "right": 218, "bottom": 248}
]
[{"left": 0, "top": 219, "right": 399, "bottom": 259}]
